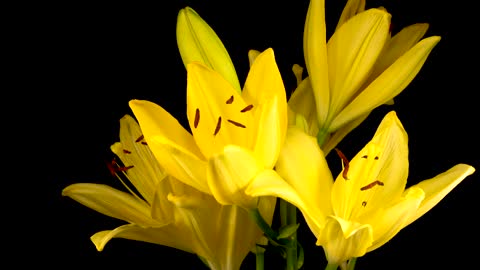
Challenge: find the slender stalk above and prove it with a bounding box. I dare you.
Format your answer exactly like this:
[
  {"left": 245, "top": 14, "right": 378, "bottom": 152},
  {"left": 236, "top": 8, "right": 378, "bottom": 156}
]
[
  {"left": 255, "top": 246, "right": 265, "bottom": 270},
  {"left": 285, "top": 202, "right": 298, "bottom": 270},
  {"left": 347, "top": 258, "right": 357, "bottom": 270},
  {"left": 280, "top": 199, "right": 288, "bottom": 227},
  {"left": 249, "top": 208, "right": 279, "bottom": 241},
  {"left": 325, "top": 263, "right": 339, "bottom": 270}
]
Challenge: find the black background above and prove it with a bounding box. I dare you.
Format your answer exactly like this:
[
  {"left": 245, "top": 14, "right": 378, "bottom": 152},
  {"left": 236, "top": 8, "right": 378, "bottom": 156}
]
[{"left": 14, "top": 0, "right": 478, "bottom": 269}]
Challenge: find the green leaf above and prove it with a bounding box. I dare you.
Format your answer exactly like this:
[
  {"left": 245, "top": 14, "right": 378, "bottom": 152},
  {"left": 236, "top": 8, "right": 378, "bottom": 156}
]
[{"left": 277, "top": 223, "right": 300, "bottom": 239}]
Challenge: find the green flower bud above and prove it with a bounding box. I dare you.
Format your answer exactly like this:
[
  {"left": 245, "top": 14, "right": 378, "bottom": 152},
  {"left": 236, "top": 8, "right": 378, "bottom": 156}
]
[{"left": 177, "top": 7, "right": 241, "bottom": 92}]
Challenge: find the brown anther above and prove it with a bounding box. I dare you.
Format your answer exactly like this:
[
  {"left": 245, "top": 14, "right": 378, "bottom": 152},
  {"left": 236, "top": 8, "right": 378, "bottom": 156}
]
[
  {"left": 362, "top": 201, "right": 367, "bottom": 207},
  {"left": 240, "top": 104, "right": 254, "bottom": 113},
  {"left": 214, "top": 116, "right": 222, "bottom": 136},
  {"left": 227, "top": 119, "right": 246, "bottom": 128},
  {"left": 123, "top": 149, "right": 132, "bottom": 154},
  {"left": 135, "top": 135, "right": 144, "bottom": 143},
  {"left": 141, "top": 142, "right": 148, "bottom": 145},
  {"left": 226, "top": 95, "right": 234, "bottom": 104},
  {"left": 194, "top": 108, "right": 200, "bottom": 128},
  {"left": 374, "top": 156, "right": 379, "bottom": 160},
  {"left": 334, "top": 148, "right": 350, "bottom": 180},
  {"left": 362, "top": 155, "right": 368, "bottom": 159},
  {"left": 360, "top": 180, "right": 384, "bottom": 191}
]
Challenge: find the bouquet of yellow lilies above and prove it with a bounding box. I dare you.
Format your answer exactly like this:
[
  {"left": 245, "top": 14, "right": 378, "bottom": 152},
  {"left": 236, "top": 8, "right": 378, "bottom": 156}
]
[{"left": 62, "top": 1, "right": 475, "bottom": 269}]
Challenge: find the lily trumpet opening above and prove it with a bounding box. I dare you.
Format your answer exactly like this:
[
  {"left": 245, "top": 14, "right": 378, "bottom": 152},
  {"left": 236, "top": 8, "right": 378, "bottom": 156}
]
[
  {"left": 289, "top": 0, "right": 441, "bottom": 154},
  {"left": 62, "top": 115, "right": 274, "bottom": 270},
  {"left": 246, "top": 111, "right": 475, "bottom": 266},
  {"left": 129, "top": 48, "right": 288, "bottom": 210}
]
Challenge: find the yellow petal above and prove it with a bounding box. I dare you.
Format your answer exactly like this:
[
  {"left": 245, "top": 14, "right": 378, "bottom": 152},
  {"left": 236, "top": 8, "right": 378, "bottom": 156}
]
[
  {"left": 241, "top": 49, "right": 288, "bottom": 168},
  {"left": 292, "top": 64, "right": 304, "bottom": 86},
  {"left": 62, "top": 183, "right": 165, "bottom": 227},
  {"left": 252, "top": 96, "right": 284, "bottom": 168},
  {"left": 257, "top": 196, "right": 277, "bottom": 227},
  {"left": 317, "top": 216, "right": 373, "bottom": 265},
  {"left": 288, "top": 77, "right": 319, "bottom": 136},
  {"left": 330, "top": 36, "right": 441, "bottom": 131},
  {"left": 327, "top": 8, "right": 391, "bottom": 123},
  {"left": 150, "top": 178, "right": 175, "bottom": 223},
  {"left": 276, "top": 126, "right": 333, "bottom": 217},
  {"left": 129, "top": 99, "right": 203, "bottom": 158},
  {"left": 91, "top": 224, "right": 204, "bottom": 257},
  {"left": 242, "top": 48, "right": 286, "bottom": 110},
  {"left": 212, "top": 205, "right": 263, "bottom": 270},
  {"left": 365, "top": 186, "right": 424, "bottom": 252},
  {"left": 207, "top": 145, "right": 261, "bottom": 208},
  {"left": 332, "top": 111, "right": 408, "bottom": 220},
  {"left": 246, "top": 168, "right": 325, "bottom": 238},
  {"left": 186, "top": 62, "right": 252, "bottom": 158},
  {"left": 176, "top": 7, "right": 241, "bottom": 92},
  {"left": 147, "top": 135, "right": 210, "bottom": 194},
  {"left": 248, "top": 49, "right": 261, "bottom": 67},
  {"left": 111, "top": 114, "right": 167, "bottom": 204},
  {"left": 304, "top": 0, "right": 330, "bottom": 127},
  {"left": 335, "top": 0, "right": 366, "bottom": 31},
  {"left": 368, "top": 23, "right": 429, "bottom": 80},
  {"left": 404, "top": 164, "right": 476, "bottom": 226}
]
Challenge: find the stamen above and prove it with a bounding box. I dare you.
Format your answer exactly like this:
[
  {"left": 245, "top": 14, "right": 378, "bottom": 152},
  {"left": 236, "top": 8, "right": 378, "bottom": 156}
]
[
  {"left": 360, "top": 180, "right": 384, "bottom": 191},
  {"left": 334, "top": 148, "right": 350, "bottom": 180},
  {"left": 374, "top": 156, "right": 379, "bottom": 160},
  {"left": 194, "top": 108, "right": 200, "bottom": 128},
  {"left": 118, "top": 165, "right": 134, "bottom": 172},
  {"left": 226, "top": 95, "right": 234, "bottom": 104},
  {"left": 240, "top": 104, "right": 254, "bottom": 112},
  {"left": 135, "top": 135, "right": 144, "bottom": 142},
  {"left": 362, "top": 155, "right": 368, "bottom": 159},
  {"left": 107, "top": 159, "right": 134, "bottom": 176},
  {"left": 227, "top": 119, "right": 246, "bottom": 128},
  {"left": 141, "top": 142, "right": 148, "bottom": 145},
  {"left": 214, "top": 116, "right": 222, "bottom": 136},
  {"left": 123, "top": 149, "right": 131, "bottom": 154},
  {"left": 362, "top": 201, "right": 367, "bottom": 207}
]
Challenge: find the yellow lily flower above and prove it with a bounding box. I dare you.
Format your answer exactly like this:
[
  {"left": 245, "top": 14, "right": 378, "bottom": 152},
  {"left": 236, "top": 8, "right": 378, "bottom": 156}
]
[
  {"left": 246, "top": 111, "right": 475, "bottom": 266},
  {"left": 289, "top": 0, "right": 440, "bottom": 154},
  {"left": 129, "top": 48, "right": 287, "bottom": 210},
  {"left": 176, "top": 6, "right": 241, "bottom": 92},
  {"left": 62, "top": 114, "right": 274, "bottom": 270}
]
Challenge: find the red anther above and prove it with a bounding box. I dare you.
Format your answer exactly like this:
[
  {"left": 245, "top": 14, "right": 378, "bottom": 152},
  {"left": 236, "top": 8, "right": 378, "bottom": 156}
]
[
  {"left": 334, "top": 148, "right": 350, "bottom": 180},
  {"left": 107, "top": 159, "right": 134, "bottom": 176},
  {"left": 227, "top": 119, "right": 246, "bottom": 128},
  {"left": 194, "top": 108, "right": 200, "bottom": 128},
  {"left": 135, "top": 135, "right": 144, "bottom": 142},
  {"left": 360, "top": 180, "right": 384, "bottom": 191},
  {"left": 240, "top": 104, "right": 254, "bottom": 112},
  {"left": 214, "top": 116, "right": 222, "bottom": 136}
]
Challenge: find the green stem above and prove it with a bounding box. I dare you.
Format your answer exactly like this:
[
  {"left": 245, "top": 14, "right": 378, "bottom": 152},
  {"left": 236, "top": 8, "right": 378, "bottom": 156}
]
[
  {"left": 255, "top": 246, "right": 265, "bottom": 270},
  {"left": 347, "top": 258, "right": 357, "bottom": 270},
  {"left": 249, "top": 208, "right": 279, "bottom": 241},
  {"left": 285, "top": 202, "right": 298, "bottom": 270},
  {"left": 325, "top": 263, "right": 339, "bottom": 270},
  {"left": 280, "top": 199, "right": 288, "bottom": 227}
]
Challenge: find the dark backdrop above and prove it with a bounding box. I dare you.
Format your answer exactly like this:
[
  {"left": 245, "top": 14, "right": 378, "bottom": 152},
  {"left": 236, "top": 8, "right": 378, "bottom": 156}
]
[{"left": 16, "top": 0, "right": 478, "bottom": 269}]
